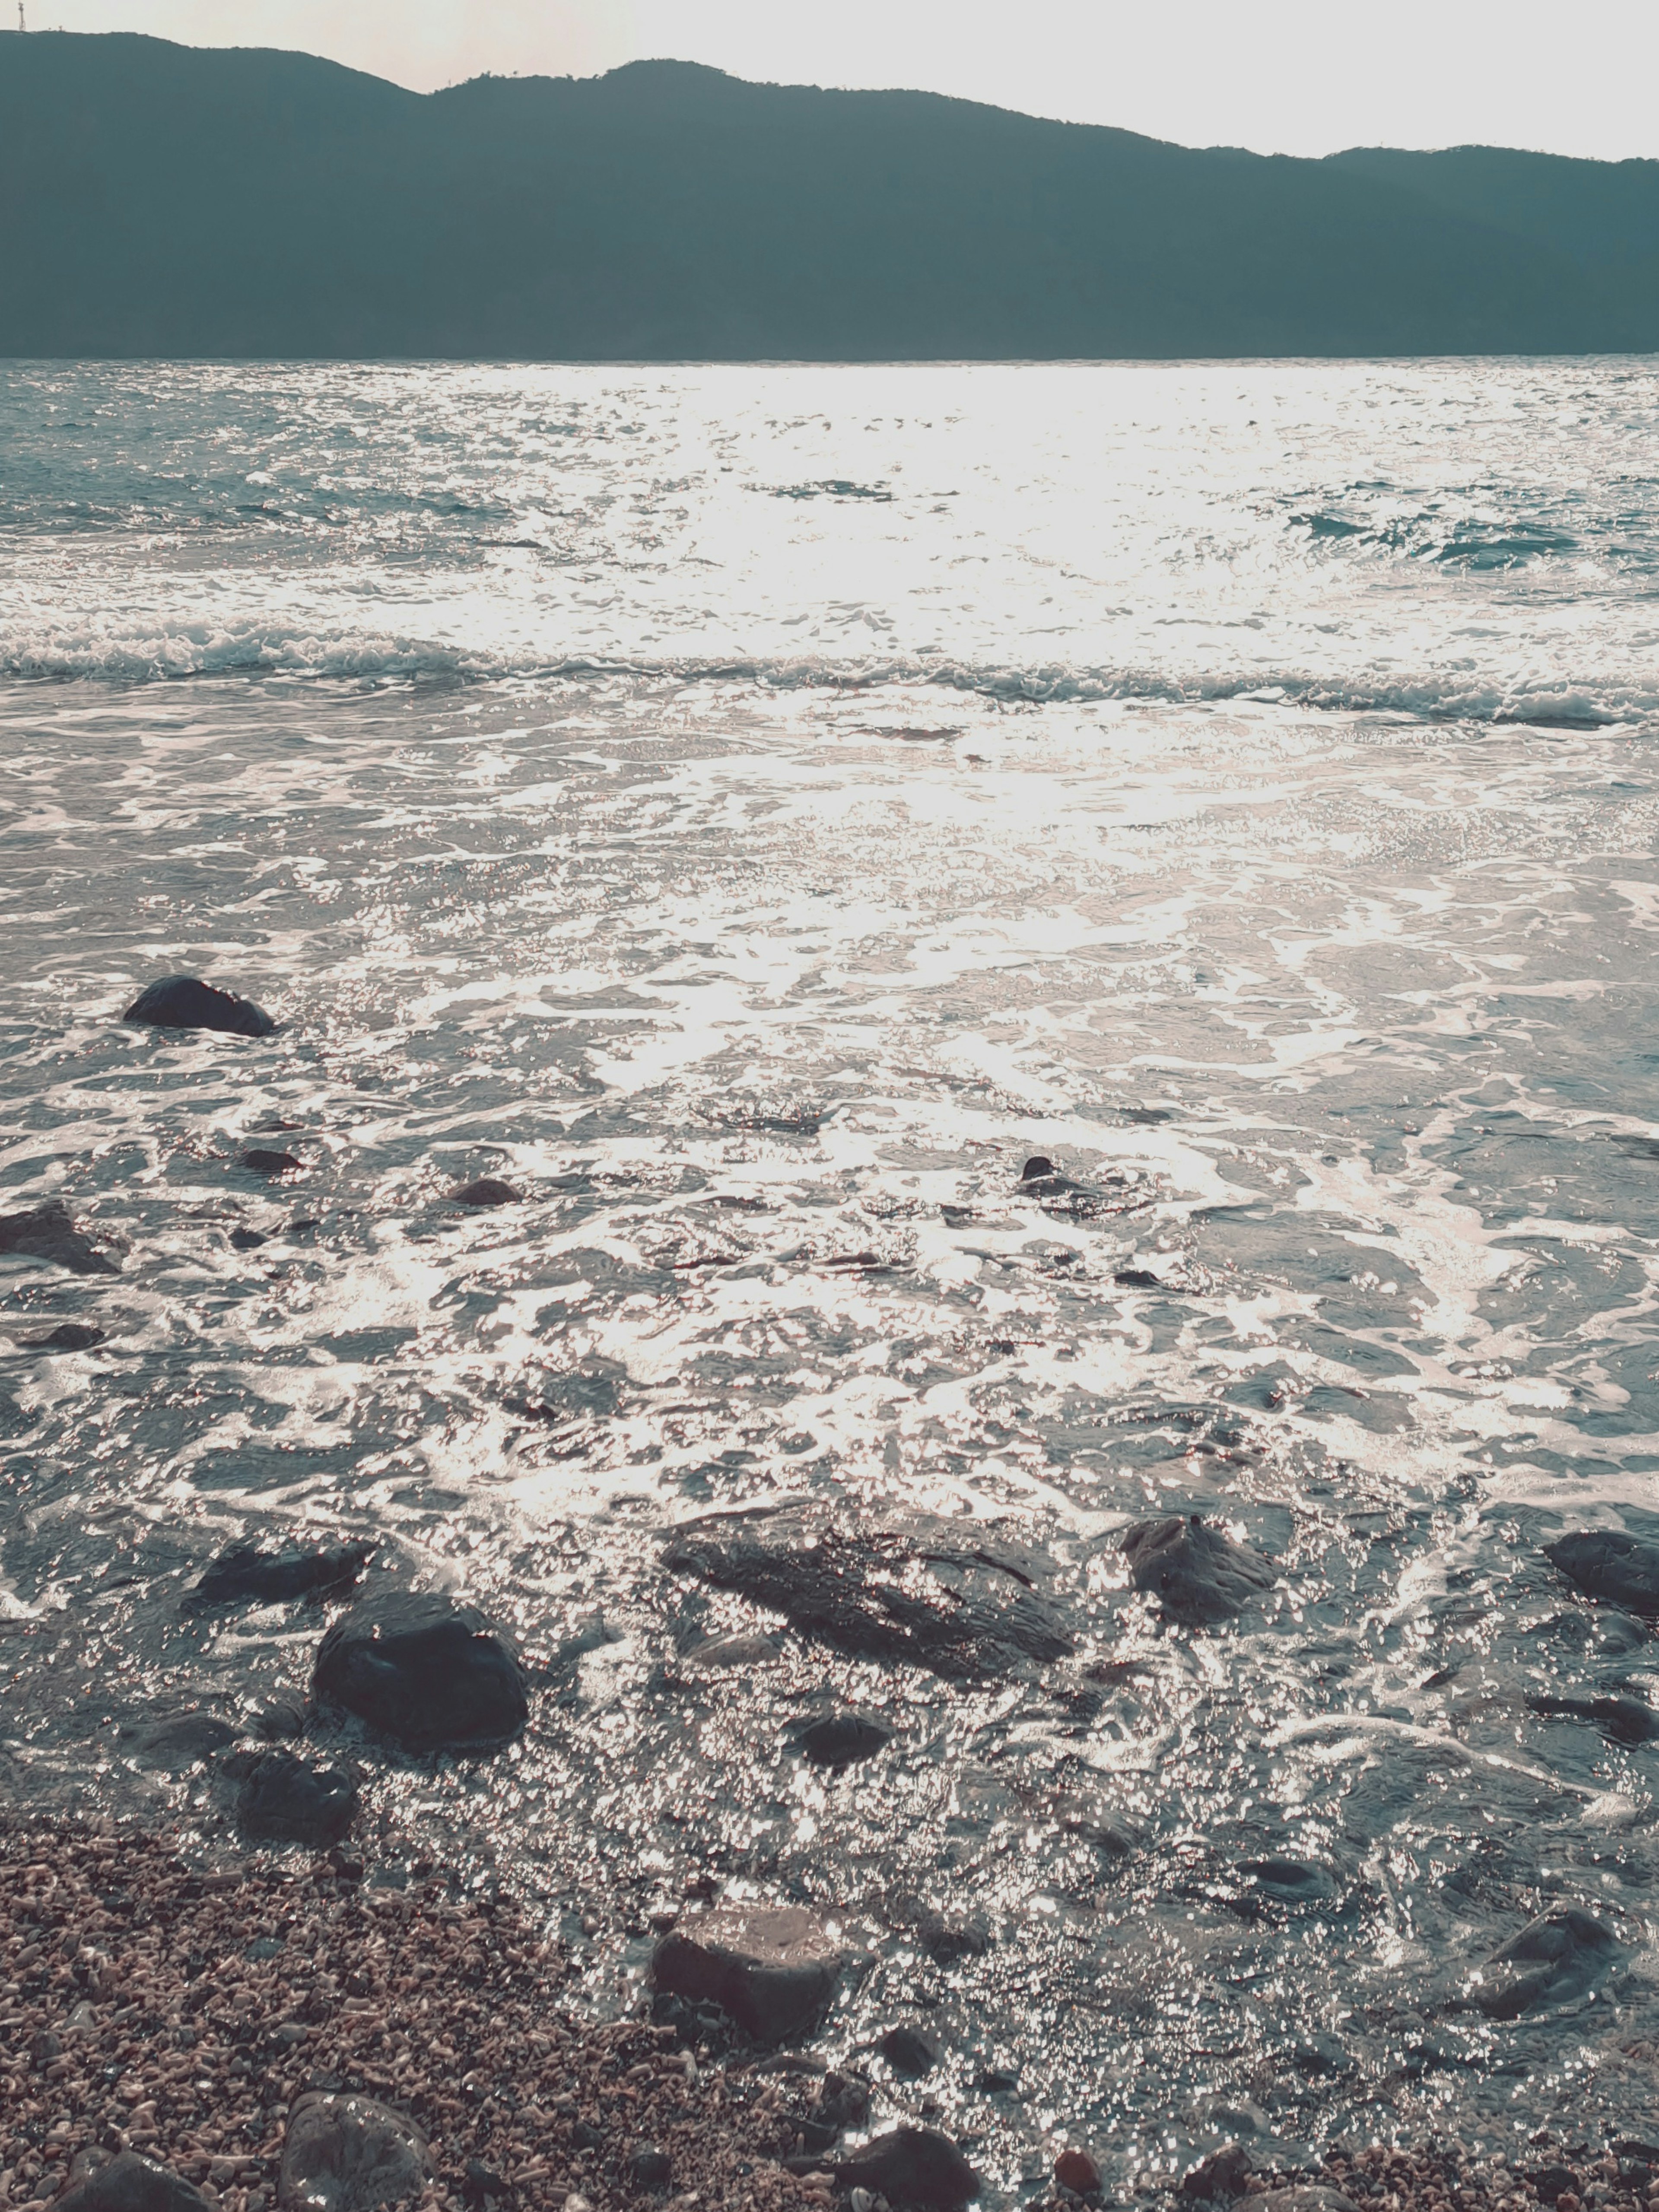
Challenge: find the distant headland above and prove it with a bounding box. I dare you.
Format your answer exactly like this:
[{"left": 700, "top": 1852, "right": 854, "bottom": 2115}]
[{"left": 2, "top": 31, "right": 1656, "bottom": 360}]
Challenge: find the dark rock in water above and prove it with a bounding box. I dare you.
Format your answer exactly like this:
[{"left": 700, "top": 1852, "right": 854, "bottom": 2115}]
[
  {"left": 629, "top": 2147, "right": 673, "bottom": 2191},
  {"left": 1528, "top": 1690, "right": 1659, "bottom": 1744},
  {"left": 237, "top": 1749, "right": 359, "bottom": 1847},
  {"left": 664, "top": 1502, "right": 1073, "bottom": 1680},
  {"left": 903, "top": 1901, "right": 989, "bottom": 1962},
  {"left": 1475, "top": 1905, "right": 1626, "bottom": 2018},
  {"left": 126, "top": 974, "right": 276, "bottom": 1038},
  {"left": 451, "top": 1177, "right": 521, "bottom": 1208},
  {"left": 0, "top": 1199, "right": 119, "bottom": 1276},
  {"left": 832, "top": 2126, "right": 979, "bottom": 2210},
  {"left": 1020, "top": 1155, "right": 1058, "bottom": 1181},
  {"left": 123, "top": 1712, "right": 241, "bottom": 1768},
  {"left": 231, "top": 1224, "right": 269, "bottom": 1251},
  {"left": 19, "top": 1320, "right": 106, "bottom": 1350},
  {"left": 243, "top": 1148, "right": 302, "bottom": 1174},
  {"left": 1121, "top": 1514, "right": 1275, "bottom": 1623},
  {"left": 52, "top": 2151, "right": 213, "bottom": 2212},
  {"left": 1180, "top": 2146, "right": 1253, "bottom": 2201},
  {"left": 132, "top": 976, "right": 278, "bottom": 1041},
  {"left": 1547, "top": 1529, "right": 1659, "bottom": 1619},
  {"left": 256, "top": 1687, "right": 309, "bottom": 1739},
  {"left": 276, "top": 2091, "right": 431, "bottom": 2212},
  {"left": 880, "top": 2024, "right": 942, "bottom": 2077},
  {"left": 650, "top": 1903, "right": 845, "bottom": 2044},
  {"left": 791, "top": 1711, "right": 893, "bottom": 1768},
  {"left": 312, "top": 1590, "right": 529, "bottom": 1752},
  {"left": 193, "top": 1536, "right": 373, "bottom": 1608},
  {"left": 1236, "top": 1857, "right": 1333, "bottom": 1900}
]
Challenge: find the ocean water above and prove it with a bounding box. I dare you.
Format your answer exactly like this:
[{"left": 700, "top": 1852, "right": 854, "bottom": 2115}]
[{"left": 5, "top": 356, "right": 1659, "bottom": 2188}]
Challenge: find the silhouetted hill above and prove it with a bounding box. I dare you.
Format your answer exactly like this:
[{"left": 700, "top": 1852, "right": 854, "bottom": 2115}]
[{"left": 2, "top": 32, "right": 1656, "bottom": 359}]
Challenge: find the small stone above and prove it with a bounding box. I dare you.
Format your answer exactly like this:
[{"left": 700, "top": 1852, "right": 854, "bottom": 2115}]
[
  {"left": 1533, "top": 2172, "right": 1580, "bottom": 2207},
  {"left": 651, "top": 1903, "right": 845, "bottom": 2044},
  {"left": 255, "top": 1688, "right": 310, "bottom": 1739},
  {"left": 682, "top": 1631, "right": 779, "bottom": 1669},
  {"left": 464, "top": 2161, "right": 511, "bottom": 2206},
  {"left": 276, "top": 2090, "right": 431, "bottom": 2211},
  {"left": 31, "top": 2029, "right": 62, "bottom": 2065},
  {"left": 630, "top": 2147, "right": 673, "bottom": 2191},
  {"left": 243, "top": 1149, "right": 302, "bottom": 1175},
  {"left": 51, "top": 2151, "right": 213, "bottom": 2212},
  {"left": 451, "top": 1177, "right": 521, "bottom": 1208},
  {"left": 879, "top": 2024, "right": 942, "bottom": 2077},
  {"left": 832, "top": 2126, "right": 979, "bottom": 2210},
  {"left": 1055, "top": 2148, "right": 1102, "bottom": 2196},
  {"left": 126, "top": 974, "right": 276, "bottom": 1038}
]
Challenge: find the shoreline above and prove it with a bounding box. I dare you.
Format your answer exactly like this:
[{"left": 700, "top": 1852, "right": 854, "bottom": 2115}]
[{"left": 3, "top": 1818, "right": 1654, "bottom": 2212}]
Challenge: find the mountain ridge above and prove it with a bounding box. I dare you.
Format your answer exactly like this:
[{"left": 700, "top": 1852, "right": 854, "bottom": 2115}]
[{"left": 2, "top": 32, "right": 1655, "bottom": 360}]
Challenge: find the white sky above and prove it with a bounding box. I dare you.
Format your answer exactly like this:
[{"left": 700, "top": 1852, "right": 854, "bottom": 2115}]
[{"left": 32, "top": 0, "right": 1659, "bottom": 160}]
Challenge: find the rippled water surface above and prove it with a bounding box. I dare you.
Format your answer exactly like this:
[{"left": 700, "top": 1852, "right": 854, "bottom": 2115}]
[{"left": 6, "top": 358, "right": 1659, "bottom": 2193}]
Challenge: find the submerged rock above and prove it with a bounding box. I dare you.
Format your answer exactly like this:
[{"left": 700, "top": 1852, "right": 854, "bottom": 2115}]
[
  {"left": 192, "top": 1536, "right": 374, "bottom": 1608},
  {"left": 1120, "top": 1514, "right": 1275, "bottom": 1622},
  {"left": 791, "top": 1711, "right": 893, "bottom": 1768},
  {"left": 1180, "top": 2147, "right": 1253, "bottom": 2202},
  {"left": 126, "top": 974, "right": 276, "bottom": 1038},
  {"left": 1546, "top": 1529, "right": 1659, "bottom": 1619},
  {"left": 243, "top": 1147, "right": 302, "bottom": 1174},
  {"left": 663, "top": 1503, "right": 1073, "bottom": 1680},
  {"left": 0, "top": 1199, "right": 119, "bottom": 1276},
  {"left": 1054, "top": 2148, "right": 1102, "bottom": 2197},
  {"left": 451, "top": 1177, "right": 521, "bottom": 1208},
  {"left": 52, "top": 2152, "right": 213, "bottom": 2212},
  {"left": 276, "top": 2091, "right": 431, "bottom": 2212},
  {"left": 312, "top": 1590, "right": 529, "bottom": 1752},
  {"left": 124, "top": 1711, "right": 241, "bottom": 1768},
  {"left": 1475, "top": 1905, "right": 1626, "bottom": 2018},
  {"left": 237, "top": 1749, "right": 359, "bottom": 1847},
  {"left": 19, "top": 1320, "right": 106, "bottom": 1350},
  {"left": 650, "top": 1902, "right": 845, "bottom": 2044},
  {"left": 1527, "top": 1690, "right": 1659, "bottom": 1744},
  {"left": 831, "top": 2126, "right": 979, "bottom": 2210}
]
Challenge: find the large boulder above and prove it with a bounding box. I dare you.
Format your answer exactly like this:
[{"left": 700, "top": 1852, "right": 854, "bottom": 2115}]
[
  {"left": 1120, "top": 1514, "right": 1274, "bottom": 1623},
  {"left": 192, "top": 1537, "right": 373, "bottom": 1608},
  {"left": 276, "top": 2091, "right": 431, "bottom": 2212},
  {"left": 1546, "top": 1530, "right": 1659, "bottom": 1618},
  {"left": 126, "top": 974, "right": 276, "bottom": 1038},
  {"left": 51, "top": 2153, "right": 212, "bottom": 2212},
  {"left": 663, "top": 1504, "right": 1072, "bottom": 1680},
  {"left": 650, "top": 1903, "right": 845, "bottom": 2044},
  {"left": 1474, "top": 1906, "right": 1625, "bottom": 2019},
  {"left": 237, "top": 1750, "right": 359, "bottom": 1847},
  {"left": 0, "top": 1200, "right": 118, "bottom": 1276},
  {"left": 312, "top": 1591, "right": 528, "bottom": 1753}
]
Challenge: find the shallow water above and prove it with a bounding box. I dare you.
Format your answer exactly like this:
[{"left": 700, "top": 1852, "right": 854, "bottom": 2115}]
[{"left": 5, "top": 359, "right": 1659, "bottom": 2193}]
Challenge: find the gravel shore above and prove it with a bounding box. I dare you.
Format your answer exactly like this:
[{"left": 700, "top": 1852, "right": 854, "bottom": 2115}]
[
  {"left": 5, "top": 1819, "right": 1656, "bottom": 2212},
  {"left": 0, "top": 1819, "right": 821, "bottom": 2212}
]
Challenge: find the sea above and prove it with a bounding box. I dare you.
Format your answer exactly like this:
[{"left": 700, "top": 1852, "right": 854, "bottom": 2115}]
[{"left": 4, "top": 356, "right": 1659, "bottom": 2190}]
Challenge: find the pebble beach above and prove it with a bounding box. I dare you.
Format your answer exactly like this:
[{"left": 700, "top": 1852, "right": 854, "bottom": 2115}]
[{"left": 6, "top": 1818, "right": 1659, "bottom": 2212}]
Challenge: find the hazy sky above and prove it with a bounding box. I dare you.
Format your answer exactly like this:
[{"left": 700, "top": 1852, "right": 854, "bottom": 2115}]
[{"left": 40, "top": 0, "right": 1659, "bottom": 160}]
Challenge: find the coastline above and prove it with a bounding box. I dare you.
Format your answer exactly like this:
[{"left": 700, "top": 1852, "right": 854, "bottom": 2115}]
[{"left": 3, "top": 1817, "right": 1654, "bottom": 2212}]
